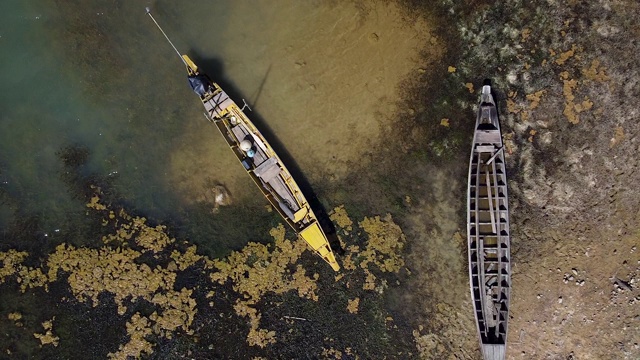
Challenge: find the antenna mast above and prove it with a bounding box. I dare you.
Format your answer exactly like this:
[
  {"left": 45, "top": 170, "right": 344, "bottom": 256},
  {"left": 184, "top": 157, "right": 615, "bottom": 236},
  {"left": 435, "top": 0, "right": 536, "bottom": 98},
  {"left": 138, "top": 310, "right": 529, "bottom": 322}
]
[{"left": 145, "top": 7, "right": 188, "bottom": 67}]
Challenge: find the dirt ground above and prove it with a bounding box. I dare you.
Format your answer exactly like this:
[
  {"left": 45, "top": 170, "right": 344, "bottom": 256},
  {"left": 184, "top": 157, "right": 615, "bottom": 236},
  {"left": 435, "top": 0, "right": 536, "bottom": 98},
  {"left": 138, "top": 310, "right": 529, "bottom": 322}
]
[
  {"left": 395, "top": 0, "right": 640, "bottom": 359},
  {"left": 168, "top": 0, "right": 640, "bottom": 358}
]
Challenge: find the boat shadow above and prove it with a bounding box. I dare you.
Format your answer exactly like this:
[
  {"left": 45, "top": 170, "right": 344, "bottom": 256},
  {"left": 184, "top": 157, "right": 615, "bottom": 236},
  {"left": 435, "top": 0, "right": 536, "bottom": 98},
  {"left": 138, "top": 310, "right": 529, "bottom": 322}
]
[{"left": 187, "top": 52, "right": 345, "bottom": 257}]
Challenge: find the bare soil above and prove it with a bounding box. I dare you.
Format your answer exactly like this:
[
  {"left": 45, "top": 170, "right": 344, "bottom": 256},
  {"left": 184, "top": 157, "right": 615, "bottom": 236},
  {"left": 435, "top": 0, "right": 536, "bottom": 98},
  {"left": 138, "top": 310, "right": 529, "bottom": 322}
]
[{"left": 395, "top": 0, "right": 640, "bottom": 359}]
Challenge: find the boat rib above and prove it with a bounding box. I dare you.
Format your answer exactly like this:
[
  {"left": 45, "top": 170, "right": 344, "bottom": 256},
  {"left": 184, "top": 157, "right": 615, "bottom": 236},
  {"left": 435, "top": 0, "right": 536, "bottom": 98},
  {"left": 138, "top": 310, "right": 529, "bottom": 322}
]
[{"left": 467, "top": 84, "right": 511, "bottom": 360}]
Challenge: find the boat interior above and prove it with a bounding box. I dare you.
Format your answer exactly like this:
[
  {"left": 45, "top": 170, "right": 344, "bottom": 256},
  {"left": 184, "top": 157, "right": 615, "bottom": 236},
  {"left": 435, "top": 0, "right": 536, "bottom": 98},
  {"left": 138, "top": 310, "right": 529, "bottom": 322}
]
[
  {"left": 468, "top": 91, "right": 511, "bottom": 351},
  {"left": 201, "top": 86, "right": 310, "bottom": 230}
]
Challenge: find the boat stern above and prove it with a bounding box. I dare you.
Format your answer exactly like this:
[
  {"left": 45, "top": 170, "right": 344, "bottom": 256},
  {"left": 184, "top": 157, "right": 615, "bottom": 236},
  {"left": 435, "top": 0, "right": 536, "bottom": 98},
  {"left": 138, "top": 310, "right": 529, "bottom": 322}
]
[
  {"left": 299, "top": 223, "right": 340, "bottom": 271},
  {"left": 481, "top": 85, "right": 495, "bottom": 106}
]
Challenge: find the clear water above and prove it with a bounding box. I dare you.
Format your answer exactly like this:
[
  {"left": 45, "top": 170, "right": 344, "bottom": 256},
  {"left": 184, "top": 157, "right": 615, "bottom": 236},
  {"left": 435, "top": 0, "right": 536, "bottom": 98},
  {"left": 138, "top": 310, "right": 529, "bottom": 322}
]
[
  {"left": 0, "top": 0, "right": 431, "bottom": 255},
  {"left": 0, "top": 0, "right": 268, "bottom": 253}
]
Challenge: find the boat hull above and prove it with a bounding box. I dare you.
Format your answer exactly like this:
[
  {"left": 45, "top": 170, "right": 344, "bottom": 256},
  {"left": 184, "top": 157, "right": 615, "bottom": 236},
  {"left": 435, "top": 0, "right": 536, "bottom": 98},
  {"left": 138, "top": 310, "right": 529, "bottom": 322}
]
[
  {"left": 467, "top": 85, "right": 511, "bottom": 359},
  {"left": 182, "top": 55, "right": 340, "bottom": 271}
]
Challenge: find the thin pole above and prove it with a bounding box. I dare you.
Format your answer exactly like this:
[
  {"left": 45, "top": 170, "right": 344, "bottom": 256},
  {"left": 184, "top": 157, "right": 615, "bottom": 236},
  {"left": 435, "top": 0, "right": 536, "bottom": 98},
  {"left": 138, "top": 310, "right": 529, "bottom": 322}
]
[
  {"left": 145, "top": 7, "right": 188, "bottom": 67},
  {"left": 486, "top": 146, "right": 503, "bottom": 166}
]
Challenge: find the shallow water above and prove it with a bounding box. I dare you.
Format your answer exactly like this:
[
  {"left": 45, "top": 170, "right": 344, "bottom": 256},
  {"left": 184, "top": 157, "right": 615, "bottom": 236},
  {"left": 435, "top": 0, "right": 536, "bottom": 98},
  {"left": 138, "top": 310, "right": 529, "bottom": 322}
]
[
  {"left": 0, "top": 0, "right": 260, "bottom": 252},
  {"left": 0, "top": 0, "right": 431, "bottom": 254},
  {"left": 0, "top": 1, "right": 475, "bottom": 358}
]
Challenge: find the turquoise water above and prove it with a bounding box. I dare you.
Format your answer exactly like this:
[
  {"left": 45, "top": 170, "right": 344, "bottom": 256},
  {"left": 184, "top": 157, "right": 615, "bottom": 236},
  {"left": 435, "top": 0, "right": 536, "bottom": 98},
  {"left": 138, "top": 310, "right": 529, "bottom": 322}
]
[{"left": 0, "top": 0, "right": 276, "bottom": 254}]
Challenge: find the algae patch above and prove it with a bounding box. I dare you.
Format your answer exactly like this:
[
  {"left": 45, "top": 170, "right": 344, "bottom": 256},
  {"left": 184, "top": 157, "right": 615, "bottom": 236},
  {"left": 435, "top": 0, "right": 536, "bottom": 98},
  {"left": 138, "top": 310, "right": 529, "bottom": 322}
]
[
  {"left": 0, "top": 250, "right": 29, "bottom": 284},
  {"left": 0, "top": 188, "right": 410, "bottom": 358},
  {"left": 33, "top": 318, "right": 59, "bottom": 347}
]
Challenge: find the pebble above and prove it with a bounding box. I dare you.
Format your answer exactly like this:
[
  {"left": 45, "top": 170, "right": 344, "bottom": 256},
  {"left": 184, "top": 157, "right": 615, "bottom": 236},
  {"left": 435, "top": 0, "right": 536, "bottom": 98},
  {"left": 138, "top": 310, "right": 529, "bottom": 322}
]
[
  {"left": 572, "top": 268, "right": 578, "bottom": 275},
  {"left": 558, "top": 296, "right": 563, "bottom": 304}
]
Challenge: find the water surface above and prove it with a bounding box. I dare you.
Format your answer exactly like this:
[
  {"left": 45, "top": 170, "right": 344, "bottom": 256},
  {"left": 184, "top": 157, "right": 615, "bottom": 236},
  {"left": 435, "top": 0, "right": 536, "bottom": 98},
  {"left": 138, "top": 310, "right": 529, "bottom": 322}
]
[{"left": 1, "top": 0, "right": 431, "bottom": 255}]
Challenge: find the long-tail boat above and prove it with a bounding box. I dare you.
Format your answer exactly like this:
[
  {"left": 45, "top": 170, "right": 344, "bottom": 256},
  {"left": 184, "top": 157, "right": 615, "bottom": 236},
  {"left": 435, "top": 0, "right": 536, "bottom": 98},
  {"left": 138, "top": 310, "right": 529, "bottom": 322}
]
[
  {"left": 146, "top": 8, "right": 340, "bottom": 271},
  {"left": 467, "top": 83, "right": 511, "bottom": 359}
]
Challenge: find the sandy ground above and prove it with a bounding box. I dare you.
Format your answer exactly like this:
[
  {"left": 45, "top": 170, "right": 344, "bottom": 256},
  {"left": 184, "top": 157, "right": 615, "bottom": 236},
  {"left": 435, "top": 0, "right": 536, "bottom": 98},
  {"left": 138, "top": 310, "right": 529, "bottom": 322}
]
[
  {"left": 405, "top": 1, "right": 640, "bottom": 359},
  {"left": 166, "top": 0, "right": 436, "bottom": 206}
]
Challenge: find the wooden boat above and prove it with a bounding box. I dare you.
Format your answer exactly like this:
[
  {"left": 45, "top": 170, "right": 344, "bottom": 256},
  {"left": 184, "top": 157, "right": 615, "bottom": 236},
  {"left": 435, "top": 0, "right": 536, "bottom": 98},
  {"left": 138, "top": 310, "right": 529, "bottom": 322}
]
[
  {"left": 146, "top": 9, "right": 340, "bottom": 271},
  {"left": 467, "top": 84, "right": 511, "bottom": 359}
]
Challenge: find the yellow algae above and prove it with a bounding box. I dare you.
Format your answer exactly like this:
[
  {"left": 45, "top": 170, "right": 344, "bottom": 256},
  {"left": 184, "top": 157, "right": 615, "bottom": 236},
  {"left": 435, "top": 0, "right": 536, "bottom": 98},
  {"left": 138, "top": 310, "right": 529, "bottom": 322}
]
[
  {"left": 525, "top": 90, "right": 546, "bottom": 110},
  {"left": 134, "top": 223, "right": 174, "bottom": 253},
  {"left": 556, "top": 45, "right": 579, "bottom": 65},
  {"left": 42, "top": 192, "right": 199, "bottom": 357},
  {"left": 234, "top": 301, "right": 276, "bottom": 348},
  {"left": 563, "top": 104, "right": 579, "bottom": 124},
  {"left": 358, "top": 215, "right": 406, "bottom": 273},
  {"left": 102, "top": 226, "right": 134, "bottom": 244},
  {"left": 2, "top": 191, "right": 409, "bottom": 355},
  {"left": 440, "top": 118, "right": 450, "bottom": 127},
  {"left": 8, "top": 312, "right": 22, "bottom": 321},
  {"left": 582, "top": 59, "right": 610, "bottom": 82},
  {"left": 332, "top": 209, "right": 406, "bottom": 292},
  {"left": 171, "top": 246, "right": 203, "bottom": 271},
  {"left": 0, "top": 250, "right": 29, "bottom": 284},
  {"left": 465, "top": 82, "right": 474, "bottom": 93},
  {"left": 574, "top": 97, "right": 593, "bottom": 112},
  {"left": 506, "top": 98, "right": 520, "bottom": 114},
  {"left": 103, "top": 215, "right": 174, "bottom": 253},
  {"left": 149, "top": 288, "right": 197, "bottom": 337},
  {"left": 8, "top": 312, "right": 23, "bottom": 327},
  {"left": 610, "top": 126, "right": 625, "bottom": 148},
  {"left": 46, "top": 244, "right": 177, "bottom": 307},
  {"left": 330, "top": 205, "right": 353, "bottom": 231},
  {"left": 341, "top": 245, "right": 359, "bottom": 271},
  {"left": 86, "top": 194, "right": 107, "bottom": 211},
  {"left": 210, "top": 224, "right": 317, "bottom": 302},
  {"left": 108, "top": 313, "right": 154, "bottom": 360},
  {"left": 347, "top": 297, "right": 360, "bottom": 314},
  {"left": 362, "top": 269, "right": 377, "bottom": 291},
  {"left": 16, "top": 266, "right": 48, "bottom": 293},
  {"left": 90, "top": 191, "right": 174, "bottom": 253},
  {"left": 521, "top": 28, "right": 531, "bottom": 42},
  {"left": 447, "top": 66, "right": 456, "bottom": 73},
  {"left": 247, "top": 322, "right": 276, "bottom": 348},
  {"left": 330, "top": 214, "right": 406, "bottom": 291},
  {"left": 562, "top": 77, "right": 580, "bottom": 124},
  {"left": 322, "top": 347, "right": 344, "bottom": 359},
  {"left": 33, "top": 318, "right": 59, "bottom": 347},
  {"left": 210, "top": 224, "right": 317, "bottom": 346}
]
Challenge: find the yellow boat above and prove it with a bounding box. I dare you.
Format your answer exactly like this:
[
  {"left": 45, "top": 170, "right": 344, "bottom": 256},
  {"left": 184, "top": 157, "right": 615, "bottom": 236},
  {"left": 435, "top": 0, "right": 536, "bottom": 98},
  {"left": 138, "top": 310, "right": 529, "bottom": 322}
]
[{"left": 147, "top": 9, "right": 340, "bottom": 271}]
